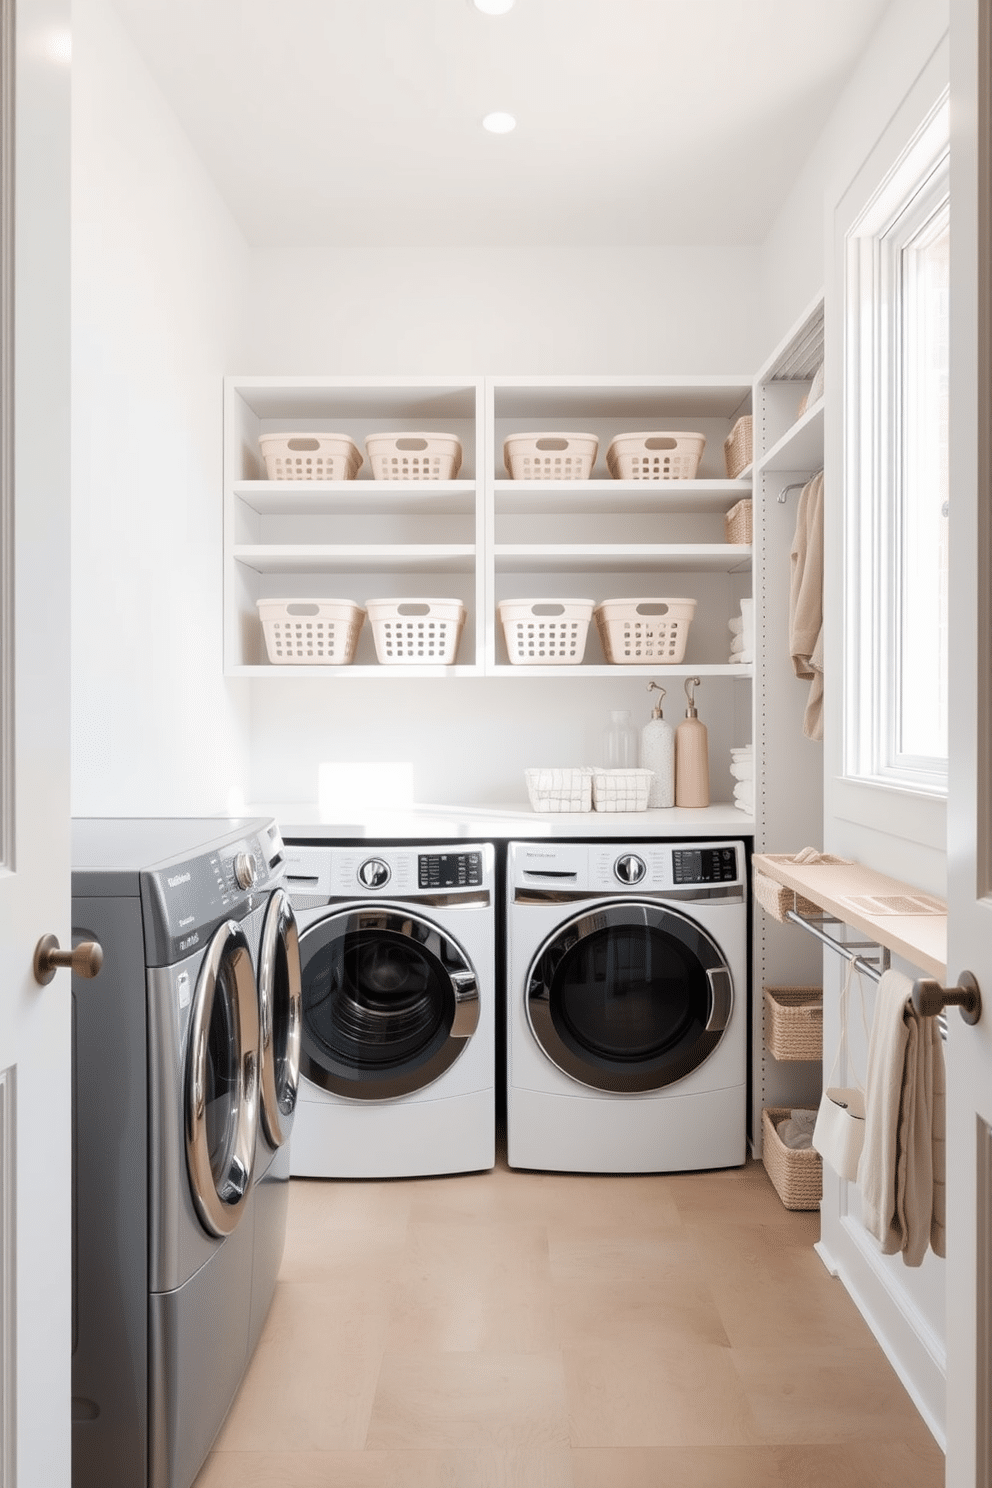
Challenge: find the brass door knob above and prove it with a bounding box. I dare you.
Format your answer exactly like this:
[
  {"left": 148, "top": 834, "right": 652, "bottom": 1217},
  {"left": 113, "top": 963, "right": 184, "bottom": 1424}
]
[{"left": 33, "top": 934, "right": 103, "bottom": 987}]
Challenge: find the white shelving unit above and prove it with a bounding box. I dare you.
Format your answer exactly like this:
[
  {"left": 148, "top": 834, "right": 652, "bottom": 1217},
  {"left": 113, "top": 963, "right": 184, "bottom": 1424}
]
[
  {"left": 750, "top": 294, "right": 827, "bottom": 1154},
  {"left": 223, "top": 377, "right": 486, "bottom": 676}
]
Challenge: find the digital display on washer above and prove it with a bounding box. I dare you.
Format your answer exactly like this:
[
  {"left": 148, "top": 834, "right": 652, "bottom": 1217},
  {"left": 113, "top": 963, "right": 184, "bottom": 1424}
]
[
  {"left": 418, "top": 852, "right": 483, "bottom": 890},
  {"left": 672, "top": 847, "right": 738, "bottom": 884}
]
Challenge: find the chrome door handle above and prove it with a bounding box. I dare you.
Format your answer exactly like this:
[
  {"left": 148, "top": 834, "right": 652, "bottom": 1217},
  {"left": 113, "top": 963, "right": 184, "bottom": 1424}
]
[
  {"left": 911, "top": 970, "right": 982, "bottom": 1025},
  {"left": 705, "top": 967, "right": 733, "bottom": 1032},
  {"left": 33, "top": 933, "right": 103, "bottom": 986}
]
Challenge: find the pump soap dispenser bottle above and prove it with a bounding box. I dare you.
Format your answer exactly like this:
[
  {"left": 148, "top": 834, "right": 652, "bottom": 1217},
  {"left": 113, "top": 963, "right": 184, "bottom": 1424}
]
[
  {"left": 639, "top": 682, "right": 675, "bottom": 808},
  {"left": 675, "top": 676, "right": 710, "bottom": 808}
]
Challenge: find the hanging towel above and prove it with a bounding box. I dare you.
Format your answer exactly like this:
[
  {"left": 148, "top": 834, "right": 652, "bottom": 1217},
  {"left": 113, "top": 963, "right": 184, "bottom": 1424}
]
[
  {"left": 856, "top": 968, "right": 946, "bottom": 1267},
  {"left": 789, "top": 471, "right": 825, "bottom": 741}
]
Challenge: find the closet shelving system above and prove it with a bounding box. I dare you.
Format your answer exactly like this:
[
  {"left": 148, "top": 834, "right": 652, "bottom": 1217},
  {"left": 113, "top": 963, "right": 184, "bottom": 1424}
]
[
  {"left": 224, "top": 374, "right": 755, "bottom": 688},
  {"left": 750, "top": 294, "right": 827, "bottom": 1154}
]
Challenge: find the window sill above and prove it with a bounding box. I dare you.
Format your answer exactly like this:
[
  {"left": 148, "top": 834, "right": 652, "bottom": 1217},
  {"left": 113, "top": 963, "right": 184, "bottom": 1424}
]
[{"left": 828, "top": 775, "right": 947, "bottom": 854}]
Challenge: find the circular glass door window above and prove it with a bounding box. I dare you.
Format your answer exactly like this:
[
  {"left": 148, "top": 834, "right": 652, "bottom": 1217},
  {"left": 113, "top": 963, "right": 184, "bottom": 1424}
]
[
  {"left": 526, "top": 902, "right": 733, "bottom": 1093},
  {"left": 299, "top": 909, "right": 480, "bottom": 1100}
]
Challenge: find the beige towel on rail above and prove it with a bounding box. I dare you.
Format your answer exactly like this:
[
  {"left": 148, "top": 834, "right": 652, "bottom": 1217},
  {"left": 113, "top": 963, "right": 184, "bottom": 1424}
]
[
  {"left": 856, "top": 968, "right": 946, "bottom": 1267},
  {"left": 789, "top": 471, "right": 824, "bottom": 741}
]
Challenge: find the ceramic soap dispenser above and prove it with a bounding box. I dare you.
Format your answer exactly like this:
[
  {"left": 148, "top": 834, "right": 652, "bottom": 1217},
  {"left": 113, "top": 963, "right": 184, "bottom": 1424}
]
[
  {"left": 639, "top": 682, "right": 675, "bottom": 808},
  {"left": 675, "top": 676, "right": 710, "bottom": 808}
]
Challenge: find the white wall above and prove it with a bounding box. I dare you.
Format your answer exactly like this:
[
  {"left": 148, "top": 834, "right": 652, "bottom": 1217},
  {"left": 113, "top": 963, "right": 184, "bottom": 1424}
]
[{"left": 71, "top": 0, "right": 251, "bottom": 815}]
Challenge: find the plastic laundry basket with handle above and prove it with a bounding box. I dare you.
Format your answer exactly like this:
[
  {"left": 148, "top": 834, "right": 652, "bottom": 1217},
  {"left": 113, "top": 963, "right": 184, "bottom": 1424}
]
[{"left": 365, "top": 597, "right": 466, "bottom": 665}]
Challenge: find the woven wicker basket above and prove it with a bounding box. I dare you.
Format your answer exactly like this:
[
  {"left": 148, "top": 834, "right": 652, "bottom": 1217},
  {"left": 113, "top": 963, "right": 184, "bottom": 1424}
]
[
  {"left": 761, "top": 1107, "right": 822, "bottom": 1211},
  {"left": 724, "top": 498, "right": 753, "bottom": 545},
  {"left": 723, "top": 415, "right": 752, "bottom": 478},
  {"left": 753, "top": 872, "right": 822, "bottom": 923},
  {"left": 764, "top": 986, "right": 823, "bottom": 1061}
]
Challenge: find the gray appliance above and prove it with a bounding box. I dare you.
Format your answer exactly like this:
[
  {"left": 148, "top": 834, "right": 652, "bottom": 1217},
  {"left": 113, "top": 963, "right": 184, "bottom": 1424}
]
[{"left": 70, "top": 817, "right": 301, "bottom": 1488}]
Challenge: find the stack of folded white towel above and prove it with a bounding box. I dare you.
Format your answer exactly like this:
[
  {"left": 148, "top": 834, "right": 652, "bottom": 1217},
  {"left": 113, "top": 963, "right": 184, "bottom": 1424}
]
[
  {"left": 730, "top": 744, "right": 753, "bottom": 814},
  {"left": 728, "top": 598, "right": 754, "bottom": 665}
]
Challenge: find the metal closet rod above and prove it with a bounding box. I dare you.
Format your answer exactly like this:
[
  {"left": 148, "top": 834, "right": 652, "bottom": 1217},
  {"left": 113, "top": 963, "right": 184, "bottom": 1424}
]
[{"left": 783, "top": 906, "right": 890, "bottom": 982}]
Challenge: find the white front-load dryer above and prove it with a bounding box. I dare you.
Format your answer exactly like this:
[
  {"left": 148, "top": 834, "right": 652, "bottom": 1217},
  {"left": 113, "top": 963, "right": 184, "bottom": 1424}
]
[
  {"left": 284, "top": 841, "right": 496, "bottom": 1178},
  {"left": 506, "top": 838, "right": 748, "bottom": 1173}
]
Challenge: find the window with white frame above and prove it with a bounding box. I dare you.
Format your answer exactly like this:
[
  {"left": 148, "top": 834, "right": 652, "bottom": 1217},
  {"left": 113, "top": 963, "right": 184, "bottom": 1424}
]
[{"left": 845, "top": 97, "right": 949, "bottom": 795}]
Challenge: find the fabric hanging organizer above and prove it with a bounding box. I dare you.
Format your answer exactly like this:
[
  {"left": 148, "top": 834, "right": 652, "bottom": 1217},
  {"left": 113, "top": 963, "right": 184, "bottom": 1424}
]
[{"left": 812, "top": 956, "right": 869, "bottom": 1181}]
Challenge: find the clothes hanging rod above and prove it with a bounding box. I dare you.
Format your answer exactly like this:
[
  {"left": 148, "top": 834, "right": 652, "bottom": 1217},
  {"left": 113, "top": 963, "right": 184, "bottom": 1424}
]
[
  {"left": 777, "top": 481, "right": 810, "bottom": 503},
  {"left": 784, "top": 907, "right": 890, "bottom": 981}
]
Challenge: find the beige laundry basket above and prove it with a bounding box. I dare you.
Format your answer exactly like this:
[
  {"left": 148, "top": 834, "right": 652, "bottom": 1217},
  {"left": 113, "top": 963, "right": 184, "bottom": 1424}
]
[
  {"left": 256, "top": 599, "right": 365, "bottom": 665},
  {"left": 724, "top": 499, "right": 753, "bottom": 545},
  {"left": 365, "top": 432, "right": 462, "bottom": 481},
  {"left": 503, "top": 432, "right": 598, "bottom": 481},
  {"left": 723, "top": 416, "right": 753, "bottom": 479},
  {"left": 259, "top": 432, "right": 363, "bottom": 481},
  {"left": 761, "top": 1107, "right": 822, "bottom": 1211},
  {"left": 594, "top": 597, "right": 696, "bottom": 665},
  {"left": 365, "top": 597, "right": 465, "bottom": 665},
  {"left": 606, "top": 432, "right": 705, "bottom": 481},
  {"left": 498, "top": 598, "right": 595, "bottom": 665},
  {"left": 763, "top": 986, "right": 823, "bottom": 1062}
]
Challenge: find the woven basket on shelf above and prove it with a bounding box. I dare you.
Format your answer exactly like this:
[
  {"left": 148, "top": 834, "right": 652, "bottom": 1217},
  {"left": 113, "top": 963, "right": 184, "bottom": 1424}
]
[
  {"left": 753, "top": 873, "right": 822, "bottom": 923},
  {"left": 763, "top": 986, "right": 823, "bottom": 1061},
  {"left": 723, "top": 415, "right": 752, "bottom": 478},
  {"left": 761, "top": 1107, "right": 822, "bottom": 1211},
  {"left": 724, "top": 498, "right": 752, "bottom": 545}
]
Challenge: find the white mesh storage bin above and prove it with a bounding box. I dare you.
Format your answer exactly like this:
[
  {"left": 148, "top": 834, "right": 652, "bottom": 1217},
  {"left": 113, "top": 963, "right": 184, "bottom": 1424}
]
[
  {"left": 365, "top": 432, "right": 463, "bottom": 481},
  {"left": 366, "top": 597, "right": 466, "bottom": 665},
  {"left": 594, "top": 597, "right": 696, "bottom": 665},
  {"left": 259, "top": 432, "right": 363, "bottom": 481},
  {"left": 503, "top": 432, "right": 598, "bottom": 481},
  {"left": 256, "top": 599, "right": 365, "bottom": 665},
  {"left": 497, "top": 598, "right": 595, "bottom": 665},
  {"left": 591, "top": 769, "right": 653, "bottom": 812},
  {"left": 606, "top": 432, "right": 705, "bottom": 481},
  {"left": 525, "top": 767, "right": 593, "bottom": 813}
]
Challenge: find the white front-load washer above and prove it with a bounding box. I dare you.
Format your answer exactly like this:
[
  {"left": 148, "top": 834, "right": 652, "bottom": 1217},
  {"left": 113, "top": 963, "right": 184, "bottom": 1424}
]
[
  {"left": 506, "top": 838, "right": 748, "bottom": 1173},
  {"left": 284, "top": 841, "right": 496, "bottom": 1178}
]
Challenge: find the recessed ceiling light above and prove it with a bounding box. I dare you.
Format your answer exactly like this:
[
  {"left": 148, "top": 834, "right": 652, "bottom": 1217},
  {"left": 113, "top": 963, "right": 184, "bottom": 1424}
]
[
  {"left": 482, "top": 112, "right": 516, "bottom": 134},
  {"left": 473, "top": 0, "right": 515, "bottom": 13}
]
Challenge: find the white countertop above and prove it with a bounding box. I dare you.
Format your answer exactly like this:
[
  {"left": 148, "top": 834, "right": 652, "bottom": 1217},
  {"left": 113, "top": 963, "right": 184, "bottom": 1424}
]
[{"left": 251, "top": 802, "right": 755, "bottom": 841}]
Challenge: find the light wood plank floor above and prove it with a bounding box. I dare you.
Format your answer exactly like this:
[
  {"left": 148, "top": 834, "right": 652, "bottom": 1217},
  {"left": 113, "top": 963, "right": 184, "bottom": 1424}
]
[{"left": 195, "top": 1152, "right": 945, "bottom": 1488}]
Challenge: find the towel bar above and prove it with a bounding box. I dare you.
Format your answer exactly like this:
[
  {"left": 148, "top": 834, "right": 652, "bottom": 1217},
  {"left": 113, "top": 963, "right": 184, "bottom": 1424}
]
[
  {"left": 784, "top": 907, "right": 889, "bottom": 982},
  {"left": 911, "top": 971, "right": 982, "bottom": 1025}
]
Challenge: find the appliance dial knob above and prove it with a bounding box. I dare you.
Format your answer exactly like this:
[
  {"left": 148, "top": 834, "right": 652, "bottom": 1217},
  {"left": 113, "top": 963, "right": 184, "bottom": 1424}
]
[
  {"left": 614, "top": 853, "right": 646, "bottom": 885},
  {"left": 234, "top": 851, "right": 257, "bottom": 890},
  {"left": 358, "top": 857, "right": 391, "bottom": 890}
]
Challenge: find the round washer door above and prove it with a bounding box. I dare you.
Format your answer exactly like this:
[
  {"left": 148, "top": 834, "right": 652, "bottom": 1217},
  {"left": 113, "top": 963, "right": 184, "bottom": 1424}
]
[
  {"left": 298, "top": 907, "right": 480, "bottom": 1100},
  {"left": 257, "top": 888, "right": 302, "bottom": 1150},
  {"left": 185, "top": 921, "right": 260, "bottom": 1237},
  {"left": 526, "top": 901, "right": 734, "bottom": 1094}
]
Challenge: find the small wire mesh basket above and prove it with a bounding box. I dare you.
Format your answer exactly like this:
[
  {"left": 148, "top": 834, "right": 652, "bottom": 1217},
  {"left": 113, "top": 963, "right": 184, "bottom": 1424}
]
[
  {"left": 606, "top": 432, "right": 705, "bottom": 481},
  {"left": 723, "top": 416, "right": 753, "bottom": 478},
  {"left": 365, "top": 597, "right": 465, "bottom": 665},
  {"left": 525, "top": 767, "right": 593, "bottom": 813},
  {"left": 591, "top": 768, "right": 653, "bottom": 812},
  {"left": 503, "top": 432, "right": 598, "bottom": 480},
  {"left": 258, "top": 432, "right": 363, "bottom": 481},
  {"left": 256, "top": 599, "right": 365, "bottom": 665},
  {"left": 594, "top": 597, "right": 696, "bottom": 665},
  {"left": 498, "top": 598, "right": 595, "bottom": 665},
  {"left": 365, "top": 432, "right": 463, "bottom": 481}
]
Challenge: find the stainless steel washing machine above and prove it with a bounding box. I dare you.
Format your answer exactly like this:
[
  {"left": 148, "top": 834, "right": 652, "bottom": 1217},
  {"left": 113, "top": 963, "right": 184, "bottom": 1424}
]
[{"left": 70, "top": 817, "right": 300, "bottom": 1488}]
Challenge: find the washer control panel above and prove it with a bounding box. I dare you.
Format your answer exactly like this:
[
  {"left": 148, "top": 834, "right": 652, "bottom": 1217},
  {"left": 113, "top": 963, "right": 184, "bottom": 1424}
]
[
  {"left": 419, "top": 851, "right": 483, "bottom": 890},
  {"left": 672, "top": 846, "right": 738, "bottom": 884}
]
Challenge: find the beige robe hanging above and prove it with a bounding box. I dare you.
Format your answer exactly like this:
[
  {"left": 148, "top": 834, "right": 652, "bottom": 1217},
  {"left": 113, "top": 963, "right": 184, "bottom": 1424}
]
[{"left": 789, "top": 471, "right": 824, "bottom": 741}]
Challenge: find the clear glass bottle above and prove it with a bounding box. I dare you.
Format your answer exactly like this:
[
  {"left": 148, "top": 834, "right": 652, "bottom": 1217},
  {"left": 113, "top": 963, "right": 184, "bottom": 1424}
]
[{"left": 603, "top": 709, "right": 638, "bottom": 768}]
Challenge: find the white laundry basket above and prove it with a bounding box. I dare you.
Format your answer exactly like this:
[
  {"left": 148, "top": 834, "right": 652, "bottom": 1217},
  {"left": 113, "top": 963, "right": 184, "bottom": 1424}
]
[
  {"left": 365, "top": 432, "right": 462, "bottom": 481},
  {"left": 594, "top": 597, "right": 697, "bottom": 665},
  {"left": 258, "top": 432, "right": 363, "bottom": 481},
  {"left": 256, "top": 599, "right": 365, "bottom": 665},
  {"left": 365, "top": 597, "right": 466, "bottom": 665},
  {"left": 498, "top": 598, "right": 595, "bottom": 665},
  {"left": 591, "top": 769, "right": 654, "bottom": 812},
  {"left": 525, "top": 767, "right": 593, "bottom": 813}
]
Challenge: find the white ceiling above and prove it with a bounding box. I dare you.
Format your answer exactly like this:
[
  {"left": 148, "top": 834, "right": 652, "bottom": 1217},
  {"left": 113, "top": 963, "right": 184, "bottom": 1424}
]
[{"left": 110, "top": 0, "right": 892, "bottom": 249}]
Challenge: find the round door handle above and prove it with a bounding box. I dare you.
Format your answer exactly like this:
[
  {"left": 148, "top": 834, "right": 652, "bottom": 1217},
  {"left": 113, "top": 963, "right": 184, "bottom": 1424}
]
[
  {"left": 33, "top": 934, "right": 104, "bottom": 987},
  {"left": 911, "top": 969, "right": 982, "bottom": 1025}
]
